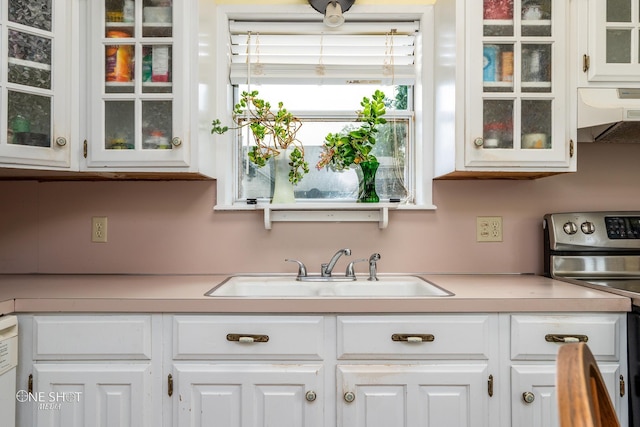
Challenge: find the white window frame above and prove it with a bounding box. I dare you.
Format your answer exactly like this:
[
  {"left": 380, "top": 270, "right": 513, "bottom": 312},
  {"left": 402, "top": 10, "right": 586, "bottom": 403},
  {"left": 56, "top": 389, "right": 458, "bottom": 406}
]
[{"left": 206, "top": 4, "right": 436, "bottom": 228}]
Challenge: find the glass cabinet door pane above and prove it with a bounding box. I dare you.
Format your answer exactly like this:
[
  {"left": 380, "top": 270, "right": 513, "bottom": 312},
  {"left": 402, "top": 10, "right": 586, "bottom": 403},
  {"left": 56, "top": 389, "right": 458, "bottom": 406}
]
[
  {"left": 7, "top": 30, "right": 52, "bottom": 90},
  {"left": 607, "top": 29, "right": 632, "bottom": 63},
  {"left": 484, "top": 44, "right": 514, "bottom": 92},
  {"left": 105, "top": 101, "right": 135, "bottom": 149},
  {"left": 483, "top": 100, "right": 514, "bottom": 149},
  {"left": 106, "top": 0, "right": 135, "bottom": 29},
  {"left": 521, "top": 100, "right": 552, "bottom": 149},
  {"left": 521, "top": 44, "right": 551, "bottom": 92},
  {"left": 141, "top": 45, "right": 172, "bottom": 93},
  {"left": 521, "top": 0, "right": 551, "bottom": 37},
  {"left": 484, "top": 0, "right": 514, "bottom": 36},
  {"left": 143, "top": 0, "right": 173, "bottom": 37},
  {"left": 8, "top": 91, "right": 52, "bottom": 148},
  {"left": 142, "top": 101, "right": 172, "bottom": 149},
  {"left": 9, "top": 0, "right": 52, "bottom": 31},
  {"left": 607, "top": 0, "right": 631, "bottom": 22}
]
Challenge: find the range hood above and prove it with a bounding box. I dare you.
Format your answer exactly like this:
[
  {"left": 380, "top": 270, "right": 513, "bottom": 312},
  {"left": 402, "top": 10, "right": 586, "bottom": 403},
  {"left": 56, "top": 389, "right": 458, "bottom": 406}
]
[{"left": 578, "top": 87, "right": 640, "bottom": 143}]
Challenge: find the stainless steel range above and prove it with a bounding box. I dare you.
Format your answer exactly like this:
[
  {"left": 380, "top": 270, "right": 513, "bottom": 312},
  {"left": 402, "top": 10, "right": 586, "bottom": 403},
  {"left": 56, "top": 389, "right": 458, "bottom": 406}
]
[{"left": 544, "top": 211, "right": 640, "bottom": 427}]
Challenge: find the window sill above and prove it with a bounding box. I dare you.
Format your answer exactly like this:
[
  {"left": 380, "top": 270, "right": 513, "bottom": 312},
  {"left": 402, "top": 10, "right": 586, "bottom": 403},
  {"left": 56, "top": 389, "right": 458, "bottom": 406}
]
[{"left": 213, "top": 202, "right": 437, "bottom": 229}]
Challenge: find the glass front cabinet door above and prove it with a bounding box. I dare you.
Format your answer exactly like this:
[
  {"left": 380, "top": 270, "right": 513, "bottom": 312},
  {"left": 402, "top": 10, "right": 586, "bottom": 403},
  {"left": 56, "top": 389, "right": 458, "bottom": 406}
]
[
  {"left": 0, "top": 0, "right": 71, "bottom": 168},
  {"left": 465, "top": 0, "right": 574, "bottom": 170},
  {"left": 585, "top": 0, "right": 640, "bottom": 81},
  {"left": 86, "top": 0, "right": 190, "bottom": 169}
]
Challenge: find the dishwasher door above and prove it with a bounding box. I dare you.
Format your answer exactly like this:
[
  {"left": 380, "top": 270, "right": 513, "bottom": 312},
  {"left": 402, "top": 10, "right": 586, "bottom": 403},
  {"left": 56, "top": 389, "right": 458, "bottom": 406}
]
[{"left": 0, "top": 315, "right": 18, "bottom": 427}]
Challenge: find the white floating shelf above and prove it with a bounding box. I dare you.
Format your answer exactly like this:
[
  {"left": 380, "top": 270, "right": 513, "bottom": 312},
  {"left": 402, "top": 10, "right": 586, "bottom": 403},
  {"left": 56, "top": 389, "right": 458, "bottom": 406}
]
[{"left": 264, "top": 204, "right": 391, "bottom": 229}]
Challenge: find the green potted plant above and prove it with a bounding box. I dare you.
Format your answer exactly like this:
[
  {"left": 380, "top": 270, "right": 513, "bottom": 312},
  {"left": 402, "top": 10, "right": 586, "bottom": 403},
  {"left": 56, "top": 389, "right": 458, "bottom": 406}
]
[
  {"left": 211, "top": 90, "right": 309, "bottom": 203},
  {"left": 316, "top": 90, "right": 387, "bottom": 202}
]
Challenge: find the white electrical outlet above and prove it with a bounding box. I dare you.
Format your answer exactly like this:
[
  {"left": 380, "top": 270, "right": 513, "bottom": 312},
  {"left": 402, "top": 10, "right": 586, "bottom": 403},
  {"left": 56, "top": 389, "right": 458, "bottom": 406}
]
[
  {"left": 92, "top": 217, "right": 108, "bottom": 243},
  {"left": 477, "top": 216, "right": 503, "bottom": 242}
]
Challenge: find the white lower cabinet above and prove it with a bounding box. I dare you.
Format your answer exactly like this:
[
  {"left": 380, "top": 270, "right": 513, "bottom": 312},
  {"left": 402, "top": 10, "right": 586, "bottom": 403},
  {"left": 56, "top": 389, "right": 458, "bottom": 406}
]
[
  {"left": 506, "top": 313, "right": 628, "bottom": 427},
  {"left": 16, "top": 314, "right": 162, "bottom": 427},
  {"left": 336, "top": 314, "right": 496, "bottom": 427},
  {"left": 17, "top": 311, "right": 629, "bottom": 427}
]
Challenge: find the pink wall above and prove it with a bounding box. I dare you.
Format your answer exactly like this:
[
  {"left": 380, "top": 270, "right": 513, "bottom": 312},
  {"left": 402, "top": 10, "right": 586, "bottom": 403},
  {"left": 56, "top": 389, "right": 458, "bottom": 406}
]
[{"left": 1, "top": 143, "right": 639, "bottom": 276}]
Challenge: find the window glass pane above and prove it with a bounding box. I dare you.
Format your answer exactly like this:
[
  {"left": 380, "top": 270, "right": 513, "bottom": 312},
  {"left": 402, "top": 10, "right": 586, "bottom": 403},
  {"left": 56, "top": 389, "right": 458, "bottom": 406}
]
[
  {"left": 237, "top": 119, "right": 409, "bottom": 201},
  {"left": 233, "top": 84, "right": 411, "bottom": 202},
  {"left": 238, "top": 84, "right": 409, "bottom": 111}
]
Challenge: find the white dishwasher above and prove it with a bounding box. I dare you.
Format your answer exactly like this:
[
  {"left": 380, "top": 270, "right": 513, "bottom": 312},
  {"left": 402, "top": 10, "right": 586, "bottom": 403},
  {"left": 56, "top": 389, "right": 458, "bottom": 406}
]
[{"left": 0, "top": 315, "right": 18, "bottom": 427}]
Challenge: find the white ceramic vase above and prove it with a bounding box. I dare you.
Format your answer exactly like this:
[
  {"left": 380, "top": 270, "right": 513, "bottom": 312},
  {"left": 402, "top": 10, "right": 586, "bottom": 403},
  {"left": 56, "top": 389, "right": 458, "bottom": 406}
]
[{"left": 271, "top": 148, "right": 296, "bottom": 204}]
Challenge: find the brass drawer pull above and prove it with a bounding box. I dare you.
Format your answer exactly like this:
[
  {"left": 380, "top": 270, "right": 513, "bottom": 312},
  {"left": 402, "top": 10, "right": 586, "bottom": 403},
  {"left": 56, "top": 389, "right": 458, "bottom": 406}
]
[
  {"left": 545, "top": 334, "right": 588, "bottom": 343},
  {"left": 391, "top": 334, "right": 434, "bottom": 343},
  {"left": 226, "top": 333, "right": 269, "bottom": 343}
]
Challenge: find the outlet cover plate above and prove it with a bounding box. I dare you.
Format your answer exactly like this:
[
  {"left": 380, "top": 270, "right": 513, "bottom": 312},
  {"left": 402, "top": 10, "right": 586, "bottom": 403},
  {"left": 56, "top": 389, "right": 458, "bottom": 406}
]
[{"left": 477, "top": 216, "right": 502, "bottom": 242}]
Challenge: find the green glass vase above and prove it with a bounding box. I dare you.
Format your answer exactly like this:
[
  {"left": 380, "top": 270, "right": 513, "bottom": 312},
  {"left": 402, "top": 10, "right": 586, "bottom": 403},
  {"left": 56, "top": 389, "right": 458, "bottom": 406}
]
[{"left": 357, "top": 161, "right": 380, "bottom": 203}]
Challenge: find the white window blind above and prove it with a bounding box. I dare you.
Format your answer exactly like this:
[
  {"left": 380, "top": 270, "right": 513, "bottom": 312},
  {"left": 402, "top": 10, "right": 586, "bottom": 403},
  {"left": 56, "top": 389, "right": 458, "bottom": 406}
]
[{"left": 228, "top": 21, "right": 419, "bottom": 85}]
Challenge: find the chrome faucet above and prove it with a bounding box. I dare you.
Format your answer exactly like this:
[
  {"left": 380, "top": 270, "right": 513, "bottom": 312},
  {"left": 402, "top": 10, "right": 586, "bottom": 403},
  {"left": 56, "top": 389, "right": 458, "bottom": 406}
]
[
  {"left": 368, "top": 253, "right": 381, "bottom": 281},
  {"left": 321, "top": 248, "right": 351, "bottom": 277}
]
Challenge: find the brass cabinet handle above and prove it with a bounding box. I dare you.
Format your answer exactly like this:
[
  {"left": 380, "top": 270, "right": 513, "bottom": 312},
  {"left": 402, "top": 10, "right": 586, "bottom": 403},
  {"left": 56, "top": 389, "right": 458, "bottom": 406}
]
[
  {"left": 545, "top": 334, "right": 588, "bottom": 343},
  {"left": 620, "top": 375, "right": 625, "bottom": 397},
  {"left": 391, "top": 334, "right": 434, "bottom": 343},
  {"left": 168, "top": 374, "right": 173, "bottom": 397},
  {"left": 28, "top": 374, "right": 33, "bottom": 394},
  {"left": 226, "top": 333, "right": 269, "bottom": 343}
]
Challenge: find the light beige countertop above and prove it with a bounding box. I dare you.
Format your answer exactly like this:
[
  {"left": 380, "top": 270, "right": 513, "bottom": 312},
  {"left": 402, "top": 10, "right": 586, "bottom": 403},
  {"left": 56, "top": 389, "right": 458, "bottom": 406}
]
[{"left": 0, "top": 273, "right": 631, "bottom": 314}]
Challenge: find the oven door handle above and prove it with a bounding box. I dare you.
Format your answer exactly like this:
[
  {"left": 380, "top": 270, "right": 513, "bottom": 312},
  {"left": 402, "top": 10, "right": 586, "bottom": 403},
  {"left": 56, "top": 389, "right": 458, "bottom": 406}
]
[{"left": 545, "top": 334, "right": 588, "bottom": 343}]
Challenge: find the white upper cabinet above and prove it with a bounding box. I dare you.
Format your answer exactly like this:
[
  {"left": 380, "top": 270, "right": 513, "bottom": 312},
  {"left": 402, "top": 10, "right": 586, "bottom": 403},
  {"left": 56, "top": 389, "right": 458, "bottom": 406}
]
[
  {"left": 84, "top": 0, "right": 194, "bottom": 170},
  {"left": 434, "top": 0, "right": 577, "bottom": 178},
  {"left": 582, "top": 0, "right": 640, "bottom": 82},
  {"left": 0, "top": 0, "right": 72, "bottom": 169}
]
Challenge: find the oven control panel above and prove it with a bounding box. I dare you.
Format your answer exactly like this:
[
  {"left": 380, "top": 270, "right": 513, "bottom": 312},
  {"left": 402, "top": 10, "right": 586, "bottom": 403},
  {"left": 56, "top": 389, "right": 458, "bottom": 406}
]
[
  {"left": 544, "top": 212, "right": 640, "bottom": 250},
  {"left": 605, "top": 216, "right": 640, "bottom": 239}
]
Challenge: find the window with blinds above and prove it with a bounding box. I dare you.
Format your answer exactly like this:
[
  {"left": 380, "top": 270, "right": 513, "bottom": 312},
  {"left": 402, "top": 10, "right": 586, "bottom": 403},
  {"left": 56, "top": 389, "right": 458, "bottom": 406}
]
[{"left": 210, "top": 5, "right": 435, "bottom": 211}]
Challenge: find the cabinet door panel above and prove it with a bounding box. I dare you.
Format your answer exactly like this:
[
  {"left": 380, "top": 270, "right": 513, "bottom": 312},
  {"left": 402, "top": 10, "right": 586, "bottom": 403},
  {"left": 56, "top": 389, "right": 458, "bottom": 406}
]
[
  {"left": 174, "top": 364, "right": 323, "bottom": 427},
  {"left": 588, "top": 0, "right": 640, "bottom": 81},
  {"left": 511, "top": 363, "right": 622, "bottom": 427},
  {"left": 338, "top": 364, "right": 489, "bottom": 427},
  {"left": 33, "top": 363, "right": 151, "bottom": 427}
]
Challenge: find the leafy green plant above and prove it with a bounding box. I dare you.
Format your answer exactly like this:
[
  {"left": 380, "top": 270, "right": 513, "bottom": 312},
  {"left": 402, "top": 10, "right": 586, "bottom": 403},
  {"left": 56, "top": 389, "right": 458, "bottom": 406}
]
[
  {"left": 211, "top": 90, "right": 309, "bottom": 184},
  {"left": 316, "top": 90, "right": 387, "bottom": 171}
]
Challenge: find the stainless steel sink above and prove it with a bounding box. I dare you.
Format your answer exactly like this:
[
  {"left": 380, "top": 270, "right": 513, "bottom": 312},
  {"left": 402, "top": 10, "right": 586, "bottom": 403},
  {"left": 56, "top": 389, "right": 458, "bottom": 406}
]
[{"left": 205, "top": 275, "right": 454, "bottom": 298}]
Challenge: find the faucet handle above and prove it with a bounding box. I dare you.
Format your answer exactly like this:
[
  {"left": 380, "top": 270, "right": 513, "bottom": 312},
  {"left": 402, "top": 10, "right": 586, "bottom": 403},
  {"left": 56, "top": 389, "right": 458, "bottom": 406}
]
[
  {"left": 285, "top": 259, "right": 308, "bottom": 279},
  {"left": 345, "top": 259, "right": 367, "bottom": 278},
  {"left": 368, "top": 253, "right": 381, "bottom": 281}
]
